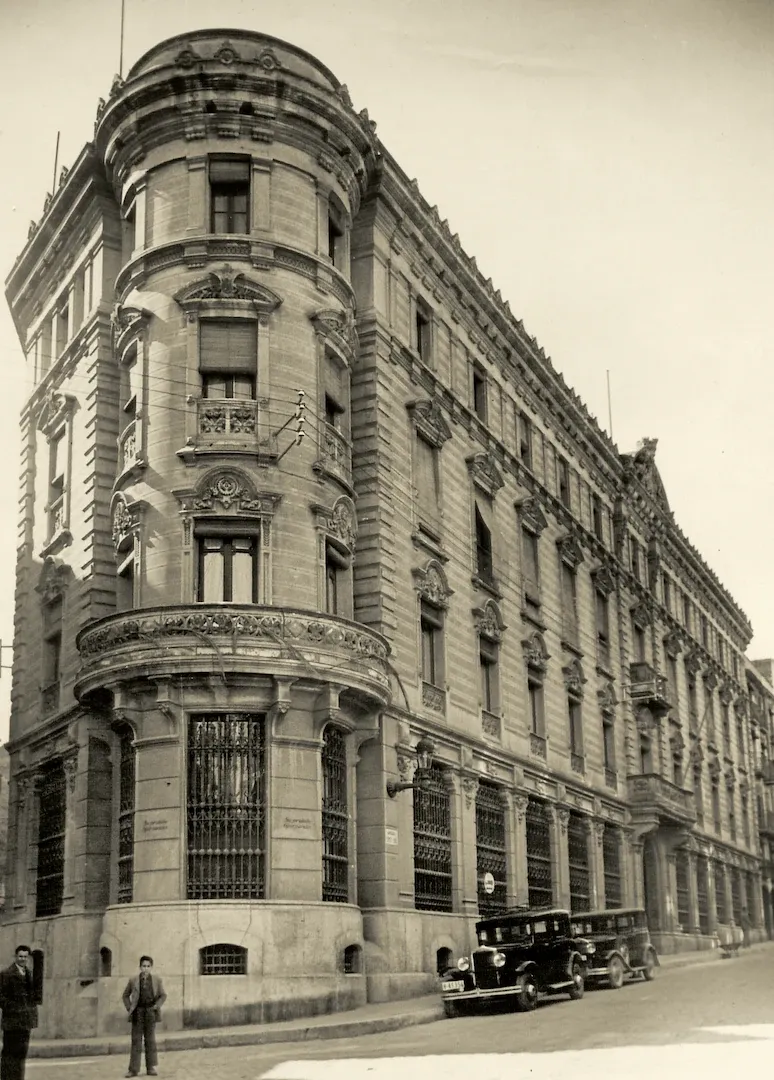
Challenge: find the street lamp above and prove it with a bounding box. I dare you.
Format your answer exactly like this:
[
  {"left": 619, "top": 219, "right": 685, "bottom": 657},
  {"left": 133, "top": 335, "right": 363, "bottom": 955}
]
[{"left": 386, "top": 735, "right": 435, "bottom": 798}]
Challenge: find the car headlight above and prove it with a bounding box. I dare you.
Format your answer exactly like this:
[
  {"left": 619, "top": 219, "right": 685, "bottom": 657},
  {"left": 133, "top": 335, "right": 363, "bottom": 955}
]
[
  {"left": 585, "top": 942, "right": 596, "bottom": 955},
  {"left": 492, "top": 951, "right": 506, "bottom": 968},
  {"left": 457, "top": 957, "right": 470, "bottom": 971}
]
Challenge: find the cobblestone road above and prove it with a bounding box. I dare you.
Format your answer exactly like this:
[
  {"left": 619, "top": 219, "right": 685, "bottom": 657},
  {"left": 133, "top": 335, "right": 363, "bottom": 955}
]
[{"left": 28, "top": 950, "right": 774, "bottom": 1080}]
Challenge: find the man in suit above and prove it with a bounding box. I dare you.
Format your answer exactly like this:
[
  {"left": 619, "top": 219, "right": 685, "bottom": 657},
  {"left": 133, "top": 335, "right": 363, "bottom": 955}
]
[
  {"left": 122, "top": 955, "right": 166, "bottom": 1078},
  {"left": 0, "top": 945, "right": 39, "bottom": 1080}
]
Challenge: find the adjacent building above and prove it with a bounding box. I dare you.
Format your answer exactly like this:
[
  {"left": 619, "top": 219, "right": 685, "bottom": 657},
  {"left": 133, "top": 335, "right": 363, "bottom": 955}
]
[{"left": 1, "top": 29, "right": 767, "bottom": 1038}]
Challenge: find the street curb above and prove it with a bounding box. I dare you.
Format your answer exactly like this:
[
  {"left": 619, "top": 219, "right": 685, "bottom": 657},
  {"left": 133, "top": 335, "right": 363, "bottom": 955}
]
[{"left": 28, "top": 1005, "right": 446, "bottom": 1060}]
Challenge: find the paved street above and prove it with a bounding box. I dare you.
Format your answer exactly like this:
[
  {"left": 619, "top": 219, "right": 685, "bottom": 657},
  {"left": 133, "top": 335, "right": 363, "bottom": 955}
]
[{"left": 28, "top": 949, "right": 774, "bottom": 1080}]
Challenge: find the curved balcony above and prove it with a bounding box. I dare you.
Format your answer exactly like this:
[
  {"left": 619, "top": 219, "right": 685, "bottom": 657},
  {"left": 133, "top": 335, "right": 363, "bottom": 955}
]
[
  {"left": 627, "top": 772, "right": 696, "bottom": 827},
  {"left": 74, "top": 605, "right": 391, "bottom": 704}
]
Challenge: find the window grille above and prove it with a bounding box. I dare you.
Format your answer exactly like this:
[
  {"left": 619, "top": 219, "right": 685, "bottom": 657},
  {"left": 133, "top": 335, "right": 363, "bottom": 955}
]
[
  {"left": 200, "top": 944, "right": 247, "bottom": 975},
  {"left": 321, "top": 726, "right": 348, "bottom": 903},
  {"left": 730, "top": 869, "right": 742, "bottom": 922},
  {"left": 675, "top": 850, "right": 690, "bottom": 928},
  {"left": 475, "top": 782, "right": 507, "bottom": 918},
  {"left": 525, "top": 799, "right": 553, "bottom": 908},
  {"left": 602, "top": 826, "right": 622, "bottom": 909},
  {"left": 35, "top": 761, "right": 66, "bottom": 917},
  {"left": 117, "top": 728, "right": 136, "bottom": 904},
  {"left": 187, "top": 714, "right": 266, "bottom": 900},
  {"left": 714, "top": 860, "right": 729, "bottom": 922},
  {"left": 413, "top": 764, "right": 452, "bottom": 912},
  {"left": 567, "top": 813, "right": 590, "bottom": 913},
  {"left": 696, "top": 858, "right": 710, "bottom": 933}
]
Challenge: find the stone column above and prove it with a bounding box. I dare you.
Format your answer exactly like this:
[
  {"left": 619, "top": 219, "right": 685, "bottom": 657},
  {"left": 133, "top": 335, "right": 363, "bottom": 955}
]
[
  {"left": 133, "top": 177, "right": 148, "bottom": 252},
  {"left": 355, "top": 737, "right": 396, "bottom": 909},
  {"left": 590, "top": 820, "right": 606, "bottom": 910},
  {"left": 705, "top": 855, "right": 719, "bottom": 934},
  {"left": 12, "top": 775, "right": 33, "bottom": 910},
  {"left": 511, "top": 794, "right": 529, "bottom": 908},
  {"left": 133, "top": 724, "right": 184, "bottom": 902},
  {"left": 449, "top": 771, "right": 472, "bottom": 915},
  {"left": 547, "top": 806, "right": 570, "bottom": 909},
  {"left": 686, "top": 847, "right": 701, "bottom": 934},
  {"left": 664, "top": 850, "right": 678, "bottom": 932},
  {"left": 629, "top": 837, "right": 646, "bottom": 908},
  {"left": 61, "top": 749, "right": 80, "bottom": 906},
  {"left": 723, "top": 861, "right": 735, "bottom": 925}
]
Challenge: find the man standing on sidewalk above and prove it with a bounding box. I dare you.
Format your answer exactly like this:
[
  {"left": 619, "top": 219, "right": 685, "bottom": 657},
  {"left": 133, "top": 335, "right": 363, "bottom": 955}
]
[
  {"left": 0, "top": 945, "right": 39, "bottom": 1080},
  {"left": 122, "top": 955, "right": 167, "bottom": 1078}
]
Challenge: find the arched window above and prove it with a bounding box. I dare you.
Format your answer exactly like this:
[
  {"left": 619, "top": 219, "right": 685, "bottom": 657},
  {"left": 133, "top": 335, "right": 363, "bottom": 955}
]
[
  {"left": 321, "top": 726, "right": 348, "bottom": 903},
  {"left": 343, "top": 944, "right": 362, "bottom": 974}
]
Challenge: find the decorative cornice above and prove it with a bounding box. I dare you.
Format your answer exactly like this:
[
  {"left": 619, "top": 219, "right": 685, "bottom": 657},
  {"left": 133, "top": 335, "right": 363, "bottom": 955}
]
[
  {"left": 35, "top": 557, "right": 70, "bottom": 606},
  {"left": 515, "top": 496, "right": 547, "bottom": 536},
  {"left": 310, "top": 307, "right": 358, "bottom": 357},
  {"left": 598, "top": 682, "right": 617, "bottom": 716},
  {"left": 557, "top": 531, "right": 585, "bottom": 570},
  {"left": 174, "top": 265, "right": 283, "bottom": 316},
  {"left": 311, "top": 495, "right": 357, "bottom": 552},
  {"left": 37, "top": 389, "right": 77, "bottom": 438},
  {"left": 591, "top": 562, "right": 617, "bottom": 598},
  {"left": 466, "top": 451, "right": 504, "bottom": 498},
  {"left": 664, "top": 630, "right": 684, "bottom": 660},
  {"left": 562, "top": 659, "right": 587, "bottom": 698},
  {"left": 407, "top": 398, "right": 452, "bottom": 448},
  {"left": 522, "top": 632, "right": 550, "bottom": 673},
  {"left": 110, "top": 493, "right": 143, "bottom": 556},
  {"left": 176, "top": 467, "right": 283, "bottom": 515},
  {"left": 473, "top": 600, "right": 506, "bottom": 643},
  {"left": 630, "top": 600, "right": 652, "bottom": 630}
]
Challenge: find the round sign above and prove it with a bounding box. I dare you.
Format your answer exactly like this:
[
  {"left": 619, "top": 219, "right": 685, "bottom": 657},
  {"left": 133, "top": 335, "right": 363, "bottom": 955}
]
[{"left": 482, "top": 872, "right": 495, "bottom": 895}]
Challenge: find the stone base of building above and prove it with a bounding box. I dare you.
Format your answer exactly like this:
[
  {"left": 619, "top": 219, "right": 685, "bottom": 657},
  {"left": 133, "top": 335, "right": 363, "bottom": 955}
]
[
  {"left": 0, "top": 901, "right": 368, "bottom": 1039},
  {"left": 652, "top": 930, "right": 720, "bottom": 955}
]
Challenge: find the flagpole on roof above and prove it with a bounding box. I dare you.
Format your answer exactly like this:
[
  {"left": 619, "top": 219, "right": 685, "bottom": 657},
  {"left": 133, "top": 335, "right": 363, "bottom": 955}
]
[{"left": 119, "top": 0, "right": 126, "bottom": 78}]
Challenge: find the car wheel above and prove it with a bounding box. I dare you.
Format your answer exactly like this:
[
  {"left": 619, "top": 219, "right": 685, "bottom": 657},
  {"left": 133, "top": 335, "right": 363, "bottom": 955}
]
[
  {"left": 607, "top": 955, "right": 625, "bottom": 990},
  {"left": 643, "top": 951, "right": 656, "bottom": 981},
  {"left": 568, "top": 961, "right": 585, "bottom": 1000},
  {"left": 516, "top": 973, "right": 538, "bottom": 1012}
]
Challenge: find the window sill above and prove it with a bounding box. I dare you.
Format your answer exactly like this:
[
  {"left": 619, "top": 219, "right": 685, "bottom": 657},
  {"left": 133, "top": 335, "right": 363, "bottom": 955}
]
[
  {"left": 411, "top": 530, "right": 448, "bottom": 563},
  {"left": 596, "top": 661, "right": 615, "bottom": 680},
  {"left": 560, "top": 638, "right": 584, "bottom": 659},
  {"left": 471, "top": 575, "right": 501, "bottom": 600},
  {"left": 39, "top": 529, "right": 72, "bottom": 560},
  {"left": 520, "top": 604, "right": 547, "bottom": 632}
]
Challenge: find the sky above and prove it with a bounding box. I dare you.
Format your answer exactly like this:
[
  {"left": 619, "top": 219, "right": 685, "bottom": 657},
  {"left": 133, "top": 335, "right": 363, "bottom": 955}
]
[{"left": 0, "top": 0, "right": 772, "bottom": 743}]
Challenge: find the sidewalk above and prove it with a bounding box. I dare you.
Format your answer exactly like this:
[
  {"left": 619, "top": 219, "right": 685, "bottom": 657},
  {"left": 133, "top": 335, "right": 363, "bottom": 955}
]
[{"left": 28, "top": 940, "right": 773, "bottom": 1060}]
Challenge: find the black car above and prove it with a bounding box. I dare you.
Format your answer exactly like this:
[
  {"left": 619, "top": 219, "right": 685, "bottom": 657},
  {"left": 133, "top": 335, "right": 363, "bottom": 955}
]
[
  {"left": 570, "top": 908, "right": 659, "bottom": 988},
  {"left": 441, "top": 907, "right": 594, "bottom": 1016}
]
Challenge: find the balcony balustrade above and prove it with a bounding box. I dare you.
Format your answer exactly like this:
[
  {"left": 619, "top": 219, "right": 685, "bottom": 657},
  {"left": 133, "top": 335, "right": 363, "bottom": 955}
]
[
  {"left": 627, "top": 771, "right": 697, "bottom": 826},
  {"left": 530, "top": 732, "right": 547, "bottom": 760},
  {"left": 313, "top": 423, "right": 352, "bottom": 486},
  {"left": 628, "top": 661, "right": 671, "bottom": 718},
  {"left": 422, "top": 681, "right": 446, "bottom": 715},
  {"left": 482, "top": 710, "right": 501, "bottom": 740}
]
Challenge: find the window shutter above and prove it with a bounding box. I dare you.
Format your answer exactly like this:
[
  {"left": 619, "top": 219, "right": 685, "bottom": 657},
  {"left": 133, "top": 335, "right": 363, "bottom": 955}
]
[
  {"left": 209, "top": 158, "right": 250, "bottom": 184},
  {"left": 199, "top": 321, "right": 257, "bottom": 373}
]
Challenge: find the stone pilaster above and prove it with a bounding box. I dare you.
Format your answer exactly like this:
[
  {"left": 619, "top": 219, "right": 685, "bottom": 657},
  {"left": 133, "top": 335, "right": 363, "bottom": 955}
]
[
  {"left": 686, "top": 846, "right": 701, "bottom": 934},
  {"left": 590, "top": 820, "right": 606, "bottom": 909},
  {"left": 355, "top": 737, "right": 396, "bottom": 909},
  {"left": 512, "top": 794, "right": 529, "bottom": 908},
  {"left": 452, "top": 771, "right": 474, "bottom": 915},
  {"left": 61, "top": 748, "right": 79, "bottom": 906},
  {"left": 706, "top": 856, "right": 719, "bottom": 932},
  {"left": 547, "top": 805, "right": 570, "bottom": 909}
]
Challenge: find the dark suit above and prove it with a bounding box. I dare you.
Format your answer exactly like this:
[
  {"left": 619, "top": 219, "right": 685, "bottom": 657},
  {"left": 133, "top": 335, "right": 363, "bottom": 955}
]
[
  {"left": 0, "top": 962, "right": 38, "bottom": 1080},
  {"left": 122, "top": 972, "right": 166, "bottom": 1076}
]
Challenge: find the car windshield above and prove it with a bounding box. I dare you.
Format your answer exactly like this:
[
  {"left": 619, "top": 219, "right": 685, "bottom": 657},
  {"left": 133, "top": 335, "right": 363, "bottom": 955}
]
[{"left": 478, "top": 920, "right": 533, "bottom": 945}]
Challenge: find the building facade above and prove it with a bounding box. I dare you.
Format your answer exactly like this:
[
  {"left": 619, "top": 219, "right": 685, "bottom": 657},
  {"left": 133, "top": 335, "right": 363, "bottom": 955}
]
[
  {"left": 749, "top": 661, "right": 774, "bottom": 937},
  {"left": 1, "top": 28, "right": 767, "bottom": 1038}
]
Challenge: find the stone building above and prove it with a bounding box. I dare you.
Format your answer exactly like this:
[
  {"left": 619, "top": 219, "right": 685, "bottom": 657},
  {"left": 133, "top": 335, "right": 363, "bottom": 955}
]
[
  {"left": 749, "top": 661, "right": 774, "bottom": 936},
  {"left": 1, "top": 28, "right": 766, "bottom": 1038}
]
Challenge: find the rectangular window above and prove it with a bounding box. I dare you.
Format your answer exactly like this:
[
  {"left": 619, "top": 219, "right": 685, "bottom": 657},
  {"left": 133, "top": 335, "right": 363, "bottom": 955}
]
[
  {"left": 521, "top": 527, "right": 540, "bottom": 600},
  {"left": 561, "top": 562, "right": 578, "bottom": 642},
  {"left": 321, "top": 725, "right": 349, "bottom": 903},
  {"left": 47, "top": 427, "right": 68, "bottom": 538},
  {"left": 596, "top": 591, "right": 610, "bottom": 667},
  {"left": 602, "top": 717, "right": 615, "bottom": 770},
  {"left": 328, "top": 202, "right": 346, "bottom": 269},
  {"left": 518, "top": 412, "right": 533, "bottom": 470},
  {"left": 568, "top": 697, "right": 583, "bottom": 756},
  {"left": 662, "top": 573, "right": 672, "bottom": 613},
  {"left": 55, "top": 294, "right": 70, "bottom": 357},
  {"left": 630, "top": 537, "right": 641, "bottom": 581},
  {"left": 472, "top": 365, "right": 487, "bottom": 421},
  {"left": 116, "top": 556, "right": 135, "bottom": 612},
  {"left": 557, "top": 456, "right": 570, "bottom": 508},
  {"left": 325, "top": 543, "right": 348, "bottom": 616},
  {"left": 591, "top": 493, "right": 603, "bottom": 541},
  {"left": 420, "top": 601, "right": 444, "bottom": 688},
  {"left": 479, "top": 638, "right": 499, "bottom": 714},
  {"left": 117, "top": 727, "right": 136, "bottom": 904},
  {"left": 187, "top": 714, "right": 266, "bottom": 899},
  {"left": 529, "top": 679, "right": 545, "bottom": 736},
  {"left": 711, "top": 783, "right": 721, "bottom": 833},
  {"left": 415, "top": 434, "right": 440, "bottom": 536},
  {"left": 413, "top": 765, "right": 452, "bottom": 912},
  {"left": 199, "top": 320, "right": 257, "bottom": 394},
  {"left": 476, "top": 782, "right": 508, "bottom": 918},
  {"left": 683, "top": 594, "right": 692, "bottom": 631},
  {"left": 196, "top": 526, "right": 260, "bottom": 603},
  {"left": 415, "top": 298, "right": 433, "bottom": 363},
  {"left": 210, "top": 157, "right": 250, "bottom": 234},
  {"left": 474, "top": 503, "right": 493, "bottom": 583},
  {"left": 35, "top": 761, "right": 66, "bottom": 917},
  {"left": 632, "top": 620, "right": 647, "bottom": 662},
  {"left": 693, "top": 764, "right": 704, "bottom": 825},
  {"left": 727, "top": 785, "right": 736, "bottom": 840}
]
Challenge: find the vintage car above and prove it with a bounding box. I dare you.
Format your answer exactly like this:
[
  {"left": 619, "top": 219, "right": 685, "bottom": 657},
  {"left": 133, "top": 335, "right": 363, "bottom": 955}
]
[
  {"left": 440, "top": 907, "right": 595, "bottom": 1016},
  {"left": 570, "top": 907, "right": 659, "bottom": 988}
]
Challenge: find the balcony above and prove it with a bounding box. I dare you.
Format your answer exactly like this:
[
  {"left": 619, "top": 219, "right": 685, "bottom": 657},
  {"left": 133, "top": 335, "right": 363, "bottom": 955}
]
[
  {"left": 760, "top": 810, "right": 774, "bottom": 836},
  {"left": 313, "top": 423, "right": 353, "bottom": 489},
  {"left": 627, "top": 772, "right": 697, "bottom": 827},
  {"left": 758, "top": 762, "right": 774, "bottom": 785},
  {"left": 75, "top": 605, "right": 391, "bottom": 705},
  {"left": 178, "top": 399, "right": 278, "bottom": 464},
  {"left": 628, "top": 662, "right": 671, "bottom": 718}
]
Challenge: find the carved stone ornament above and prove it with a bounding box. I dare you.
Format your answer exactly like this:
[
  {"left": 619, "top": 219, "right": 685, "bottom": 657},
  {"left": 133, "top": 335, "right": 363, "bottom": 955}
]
[
  {"left": 684, "top": 650, "right": 703, "bottom": 677},
  {"left": 407, "top": 398, "right": 452, "bottom": 448},
  {"left": 183, "top": 467, "right": 282, "bottom": 515},
  {"left": 557, "top": 807, "right": 570, "bottom": 833},
  {"left": 522, "top": 632, "right": 549, "bottom": 673},
  {"left": 474, "top": 601, "right": 506, "bottom": 643},
  {"left": 598, "top": 682, "right": 617, "bottom": 716},
  {"left": 35, "top": 557, "right": 69, "bottom": 606},
  {"left": 311, "top": 309, "right": 357, "bottom": 355},
  {"left": 593, "top": 819, "right": 607, "bottom": 844},
  {"left": 63, "top": 752, "right": 78, "bottom": 793},
  {"left": 466, "top": 451, "right": 504, "bottom": 498},
  {"left": 515, "top": 497, "right": 548, "bottom": 537},
  {"left": 630, "top": 600, "right": 652, "bottom": 630},
  {"left": 563, "top": 660, "right": 587, "bottom": 698},
  {"left": 256, "top": 47, "right": 282, "bottom": 71},
  {"left": 111, "top": 303, "right": 151, "bottom": 339},
  {"left": 734, "top": 696, "right": 748, "bottom": 718},
  {"left": 664, "top": 630, "right": 684, "bottom": 660},
  {"left": 636, "top": 706, "right": 656, "bottom": 733},
  {"left": 719, "top": 683, "right": 734, "bottom": 706},
  {"left": 37, "top": 389, "right": 76, "bottom": 437},
  {"left": 175, "top": 266, "right": 282, "bottom": 313},
  {"left": 461, "top": 775, "right": 479, "bottom": 808},
  {"left": 111, "top": 495, "right": 142, "bottom": 556},
  {"left": 175, "top": 45, "right": 203, "bottom": 67},
  {"left": 397, "top": 751, "right": 417, "bottom": 781},
  {"left": 412, "top": 560, "right": 453, "bottom": 609},
  {"left": 214, "top": 40, "right": 241, "bottom": 65},
  {"left": 557, "top": 531, "right": 585, "bottom": 570},
  {"left": 329, "top": 496, "right": 357, "bottom": 550},
  {"left": 591, "top": 563, "right": 617, "bottom": 599},
  {"left": 703, "top": 670, "right": 719, "bottom": 693},
  {"left": 514, "top": 793, "right": 530, "bottom": 820}
]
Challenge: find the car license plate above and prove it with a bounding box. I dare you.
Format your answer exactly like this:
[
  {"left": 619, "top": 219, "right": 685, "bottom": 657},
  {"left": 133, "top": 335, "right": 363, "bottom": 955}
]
[{"left": 442, "top": 980, "right": 465, "bottom": 992}]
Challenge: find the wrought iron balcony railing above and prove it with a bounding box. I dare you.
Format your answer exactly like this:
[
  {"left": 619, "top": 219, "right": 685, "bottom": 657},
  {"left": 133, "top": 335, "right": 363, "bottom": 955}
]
[{"left": 628, "top": 662, "right": 671, "bottom": 718}]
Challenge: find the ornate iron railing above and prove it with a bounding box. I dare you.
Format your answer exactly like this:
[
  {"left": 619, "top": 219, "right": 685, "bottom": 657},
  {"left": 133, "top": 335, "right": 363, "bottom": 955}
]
[
  {"left": 36, "top": 762, "right": 66, "bottom": 917},
  {"left": 697, "top": 857, "right": 710, "bottom": 933},
  {"left": 200, "top": 943, "right": 247, "bottom": 975},
  {"left": 602, "top": 826, "right": 622, "bottom": 908},
  {"left": 187, "top": 714, "right": 266, "bottom": 900},
  {"left": 526, "top": 799, "right": 553, "bottom": 908},
  {"left": 567, "top": 813, "right": 590, "bottom": 913},
  {"left": 414, "top": 765, "right": 453, "bottom": 912},
  {"left": 117, "top": 727, "right": 136, "bottom": 904},
  {"left": 675, "top": 850, "right": 690, "bottom": 928},
  {"left": 321, "top": 725, "right": 349, "bottom": 903},
  {"left": 475, "top": 781, "right": 507, "bottom": 918}
]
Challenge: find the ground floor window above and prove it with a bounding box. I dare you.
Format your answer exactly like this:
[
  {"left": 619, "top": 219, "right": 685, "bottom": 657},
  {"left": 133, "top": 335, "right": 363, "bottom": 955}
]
[
  {"left": 36, "top": 760, "right": 66, "bottom": 918},
  {"left": 414, "top": 764, "right": 453, "bottom": 912},
  {"left": 602, "top": 826, "right": 622, "bottom": 909},
  {"left": 567, "top": 813, "right": 590, "bottom": 913},
  {"left": 187, "top": 714, "right": 266, "bottom": 900},
  {"left": 675, "top": 850, "right": 691, "bottom": 928},
  {"left": 475, "top": 782, "right": 507, "bottom": 918},
  {"left": 714, "top": 860, "right": 729, "bottom": 923},
  {"left": 321, "top": 725, "right": 349, "bottom": 903},
  {"left": 525, "top": 799, "right": 553, "bottom": 908},
  {"left": 696, "top": 857, "right": 710, "bottom": 933}
]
